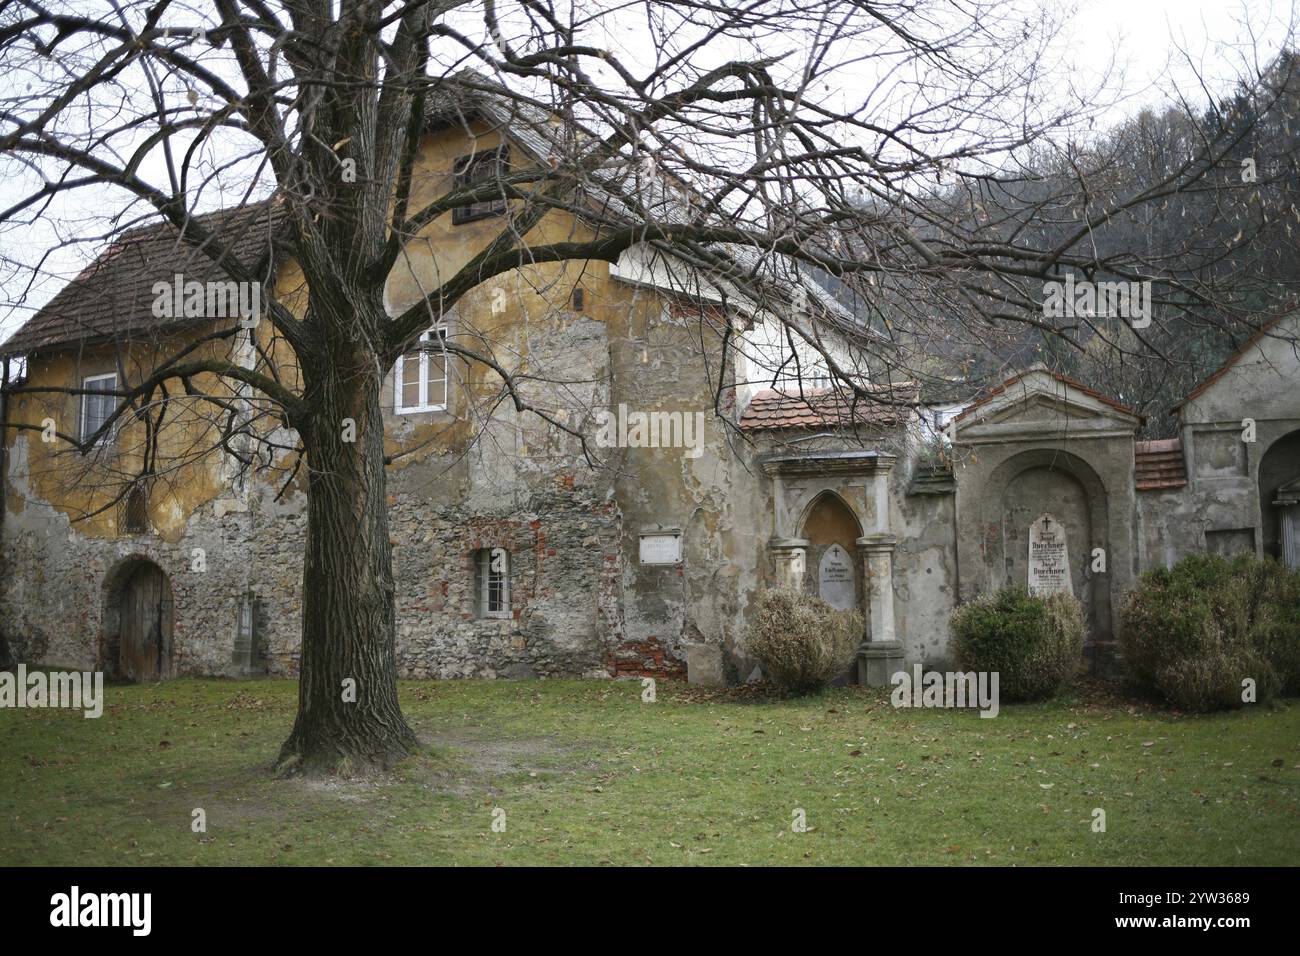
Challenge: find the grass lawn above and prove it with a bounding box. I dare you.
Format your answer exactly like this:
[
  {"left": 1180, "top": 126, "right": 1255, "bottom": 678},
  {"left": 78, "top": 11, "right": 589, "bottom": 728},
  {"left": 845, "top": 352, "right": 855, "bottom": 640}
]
[{"left": 2, "top": 676, "right": 1298, "bottom": 866}]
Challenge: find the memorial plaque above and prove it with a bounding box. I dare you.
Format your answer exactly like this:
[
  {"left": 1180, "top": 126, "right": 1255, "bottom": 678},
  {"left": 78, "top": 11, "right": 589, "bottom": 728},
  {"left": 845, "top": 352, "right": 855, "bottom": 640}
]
[
  {"left": 818, "top": 543, "right": 856, "bottom": 610},
  {"left": 1028, "top": 513, "right": 1072, "bottom": 596},
  {"left": 639, "top": 533, "right": 681, "bottom": 565}
]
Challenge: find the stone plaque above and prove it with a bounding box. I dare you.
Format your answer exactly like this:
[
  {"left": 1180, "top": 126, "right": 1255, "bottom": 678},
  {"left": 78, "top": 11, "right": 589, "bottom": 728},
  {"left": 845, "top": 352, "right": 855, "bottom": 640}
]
[
  {"left": 1028, "top": 513, "right": 1072, "bottom": 596},
  {"left": 639, "top": 533, "right": 681, "bottom": 565},
  {"left": 818, "top": 543, "right": 856, "bottom": 610}
]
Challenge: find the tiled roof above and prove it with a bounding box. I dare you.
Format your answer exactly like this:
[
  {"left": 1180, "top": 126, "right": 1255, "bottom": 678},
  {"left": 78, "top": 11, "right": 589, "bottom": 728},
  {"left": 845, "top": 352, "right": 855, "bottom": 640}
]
[
  {"left": 2, "top": 200, "right": 284, "bottom": 357},
  {"left": 1135, "top": 437, "right": 1187, "bottom": 490},
  {"left": 951, "top": 364, "right": 1141, "bottom": 424},
  {"left": 739, "top": 382, "right": 919, "bottom": 431},
  {"left": 5, "top": 69, "right": 853, "bottom": 359},
  {"left": 434, "top": 70, "right": 855, "bottom": 324}
]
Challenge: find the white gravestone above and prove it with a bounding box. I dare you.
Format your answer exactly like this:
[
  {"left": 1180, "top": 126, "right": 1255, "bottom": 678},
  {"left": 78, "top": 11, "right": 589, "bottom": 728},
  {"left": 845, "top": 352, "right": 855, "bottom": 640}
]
[
  {"left": 1028, "top": 513, "right": 1072, "bottom": 596},
  {"left": 818, "top": 544, "right": 856, "bottom": 610}
]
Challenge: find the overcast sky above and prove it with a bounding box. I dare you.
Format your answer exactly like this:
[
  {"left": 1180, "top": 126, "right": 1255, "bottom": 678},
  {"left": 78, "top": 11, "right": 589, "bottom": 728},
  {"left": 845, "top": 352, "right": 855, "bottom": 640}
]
[{"left": 0, "top": 0, "right": 1294, "bottom": 342}]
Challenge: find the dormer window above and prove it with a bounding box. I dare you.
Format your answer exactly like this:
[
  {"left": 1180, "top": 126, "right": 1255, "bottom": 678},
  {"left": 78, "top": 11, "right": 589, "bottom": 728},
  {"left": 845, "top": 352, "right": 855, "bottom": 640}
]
[{"left": 451, "top": 146, "right": 509, "bottom": 224}]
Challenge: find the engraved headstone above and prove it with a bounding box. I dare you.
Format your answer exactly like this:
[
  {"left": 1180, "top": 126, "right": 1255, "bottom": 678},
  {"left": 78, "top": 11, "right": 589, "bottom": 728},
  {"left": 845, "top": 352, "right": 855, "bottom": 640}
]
[
  {"left": 1028, "top": 513, "right": 1072, "bottom": 596},
  {"left": 818, "top": 543, "right": 856, "bottom": 610}
]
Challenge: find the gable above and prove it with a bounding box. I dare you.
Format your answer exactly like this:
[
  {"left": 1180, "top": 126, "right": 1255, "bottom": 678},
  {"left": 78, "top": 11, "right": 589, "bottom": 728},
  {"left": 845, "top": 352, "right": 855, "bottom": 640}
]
[
  {"left": 1176, "top": 312, "right": 1300, "bottom": 424},
  {"left": 952, "top": 366, "right": 1141, "bottom": 445}
]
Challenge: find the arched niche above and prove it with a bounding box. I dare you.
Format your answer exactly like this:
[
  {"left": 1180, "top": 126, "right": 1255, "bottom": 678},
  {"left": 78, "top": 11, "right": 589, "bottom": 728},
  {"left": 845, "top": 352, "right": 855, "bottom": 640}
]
[
  {"left": 799, "top": 491, "right": 864, "bottom": 610},
  {"left": 980, "top": 449, "right": 1111, "bottom": 642},
  {"left": 1259, "top": 428, "right": 1300, "bottom": 564}
]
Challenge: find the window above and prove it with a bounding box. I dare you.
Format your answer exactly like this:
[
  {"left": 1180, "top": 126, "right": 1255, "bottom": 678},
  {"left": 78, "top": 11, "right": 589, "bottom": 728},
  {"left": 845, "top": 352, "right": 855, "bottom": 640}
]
[
  {"left": 451, "top": 147, "right": 509, "bottom": 224},
  {"left": 394, "top": 327, "right": 448, "bottom": 413},
  {"left": 122, "top": 485, "right": 148, "bottom": 534},
  {"left": 572, "top": 287, "right": 585, "bottom": 312},
  {"left": 476, "top": 547, "right": 511, "bottom": 618},
  {"left": 81, "top": 372, "right": 117, "bottom": 444}
]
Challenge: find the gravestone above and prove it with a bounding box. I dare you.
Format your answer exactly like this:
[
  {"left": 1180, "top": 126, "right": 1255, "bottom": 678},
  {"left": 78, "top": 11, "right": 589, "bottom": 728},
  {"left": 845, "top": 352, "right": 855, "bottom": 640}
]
[
  {"left": 1028, "top": 512, "right": 1072, "bottom": 596},
  {"left": 818, "top": 543, "right": 856, "bottom": 610}
]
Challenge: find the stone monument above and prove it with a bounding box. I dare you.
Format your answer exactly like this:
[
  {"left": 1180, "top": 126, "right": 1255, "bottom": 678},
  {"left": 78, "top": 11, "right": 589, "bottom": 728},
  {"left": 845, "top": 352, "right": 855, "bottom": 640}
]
[{"left": 1028, "top": 512, "right": 1072, "bottom": 596}]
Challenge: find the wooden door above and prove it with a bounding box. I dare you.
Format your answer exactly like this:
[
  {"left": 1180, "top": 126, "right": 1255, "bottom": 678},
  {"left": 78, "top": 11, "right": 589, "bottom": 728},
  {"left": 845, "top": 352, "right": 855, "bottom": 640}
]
[{"left": 120, "top": 563, "right": 170, "bottom": 681}]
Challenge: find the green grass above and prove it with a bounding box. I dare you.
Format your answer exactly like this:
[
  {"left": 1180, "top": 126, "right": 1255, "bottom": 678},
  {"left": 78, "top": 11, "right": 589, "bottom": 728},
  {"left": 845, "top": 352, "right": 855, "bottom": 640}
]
[{"left": 2, "top": 677, "right": 1298, "bottom": 865}]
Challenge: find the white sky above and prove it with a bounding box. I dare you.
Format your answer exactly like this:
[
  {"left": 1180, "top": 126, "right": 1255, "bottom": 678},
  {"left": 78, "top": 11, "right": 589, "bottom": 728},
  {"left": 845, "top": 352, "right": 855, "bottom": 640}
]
[{"left": 0, "top": 0, "right": 1294, "bottom": 341}]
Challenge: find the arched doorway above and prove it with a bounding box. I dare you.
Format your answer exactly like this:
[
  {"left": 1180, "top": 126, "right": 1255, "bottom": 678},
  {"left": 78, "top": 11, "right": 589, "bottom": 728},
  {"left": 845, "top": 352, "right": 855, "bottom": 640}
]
[
  {"left": 104, "top": 557, "right": 174, "bottom": 681},
  {"left": 1259, "top": 428, "right": 1300, "bottom": 565}
]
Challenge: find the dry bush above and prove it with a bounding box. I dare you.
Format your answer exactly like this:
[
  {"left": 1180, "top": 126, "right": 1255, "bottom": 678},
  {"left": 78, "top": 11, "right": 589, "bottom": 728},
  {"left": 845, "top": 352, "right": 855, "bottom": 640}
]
[{"left": 747, "top": 588, "right": 862, "bottom": 694}]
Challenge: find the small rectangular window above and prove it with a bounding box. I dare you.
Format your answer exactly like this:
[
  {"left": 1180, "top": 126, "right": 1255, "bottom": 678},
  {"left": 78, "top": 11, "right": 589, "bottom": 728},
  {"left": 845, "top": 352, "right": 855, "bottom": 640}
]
[
  {"left": 452, "top": 147, "right": 509, "bottom": 224},
  {"left": 476, "top": 547, "right": 511, "bottom": 618},
  {"left": 394, "top": 327, "right": 448, "bottom": 414},
  {"left": 573, "top": 287, "right": 585, "bottom": 312},
  {"left": 122, "top": 485, "right": 148, "bottom": 534},
  {"left": 81, "top": 372, "right": 117, "bottom": 444}
]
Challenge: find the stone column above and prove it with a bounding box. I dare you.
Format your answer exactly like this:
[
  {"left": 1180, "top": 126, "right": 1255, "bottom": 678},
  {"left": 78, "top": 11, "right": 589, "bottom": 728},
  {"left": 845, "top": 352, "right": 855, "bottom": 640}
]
[
  {"left": 1279, "top": 504, "right": 1299, "bottom": 569},
  {"left": 769, "top": 538, "right": 809, "bottom": 591},
  {"left": 856, "top": 534, "right": 905, "bottom": 686}
]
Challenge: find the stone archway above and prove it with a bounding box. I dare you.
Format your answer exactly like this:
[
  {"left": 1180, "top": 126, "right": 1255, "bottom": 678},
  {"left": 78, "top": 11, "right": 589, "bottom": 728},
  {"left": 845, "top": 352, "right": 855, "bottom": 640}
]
[
  {"left": 980, "top": 449, "right": 1111, "bottom": 653},
  {"left": 761, "top": 451, "right": 903, "bottom": 685},
  {"left": 1259, "top": 429, "right": 1300, "bottom": 565},
  {"left": 103, "top": 556, "right": 175, "bottom": 681}
]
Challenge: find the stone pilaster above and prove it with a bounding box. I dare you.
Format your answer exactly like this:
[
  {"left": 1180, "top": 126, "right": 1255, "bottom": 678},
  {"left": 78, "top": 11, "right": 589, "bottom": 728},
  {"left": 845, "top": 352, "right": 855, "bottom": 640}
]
[
  {"left": 856, "top": 533, "right": 905, "bottom": 686},
  {"left": 769, "top": 538, "right": 809, "bottom": 592}
]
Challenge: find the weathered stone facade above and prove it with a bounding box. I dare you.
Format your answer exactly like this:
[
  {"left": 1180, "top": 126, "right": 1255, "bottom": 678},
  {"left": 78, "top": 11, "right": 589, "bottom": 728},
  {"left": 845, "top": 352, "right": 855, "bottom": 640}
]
[
  {"left": 3, "top": 102, "right": 1298, "bottom": 689},
  {"left": 6, "top": 309, "right": 1300, "bottom": 685}
]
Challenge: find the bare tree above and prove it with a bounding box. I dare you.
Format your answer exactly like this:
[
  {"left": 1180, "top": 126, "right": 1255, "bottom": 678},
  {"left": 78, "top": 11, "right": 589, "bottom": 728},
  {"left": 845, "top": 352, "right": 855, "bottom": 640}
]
[{"left": 0, "top": 0, "right": 1293, "bottom": 772}]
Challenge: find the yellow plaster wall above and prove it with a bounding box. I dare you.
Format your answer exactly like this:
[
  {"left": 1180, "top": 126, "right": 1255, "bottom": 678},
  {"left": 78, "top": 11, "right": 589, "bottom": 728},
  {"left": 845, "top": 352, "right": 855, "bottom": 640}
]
[{"left": 9, "top": 120, "right": 668, "bottom": 536}]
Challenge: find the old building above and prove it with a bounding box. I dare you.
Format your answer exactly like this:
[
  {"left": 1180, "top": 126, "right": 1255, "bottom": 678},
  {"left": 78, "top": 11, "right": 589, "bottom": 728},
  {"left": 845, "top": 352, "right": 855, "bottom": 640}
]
[{"left": 3, "top": 89, "right": 1299, "bottom": 686}]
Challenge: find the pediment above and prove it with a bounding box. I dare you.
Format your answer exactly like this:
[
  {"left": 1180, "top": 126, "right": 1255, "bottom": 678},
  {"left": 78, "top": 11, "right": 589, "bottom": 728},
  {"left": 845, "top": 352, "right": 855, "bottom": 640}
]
[
  {"left": 984, "top": 393, "right": 1106, "bottom": 425},
  {"left": 953, "top": 367, "right": 1140, "bottom": 445}
]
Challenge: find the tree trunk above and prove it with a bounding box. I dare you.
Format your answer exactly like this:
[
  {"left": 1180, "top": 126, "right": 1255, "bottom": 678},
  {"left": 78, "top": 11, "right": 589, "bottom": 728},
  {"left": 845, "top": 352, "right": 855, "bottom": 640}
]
[{"left": 277, "top": 348, "right": 418, "bottom": 775}]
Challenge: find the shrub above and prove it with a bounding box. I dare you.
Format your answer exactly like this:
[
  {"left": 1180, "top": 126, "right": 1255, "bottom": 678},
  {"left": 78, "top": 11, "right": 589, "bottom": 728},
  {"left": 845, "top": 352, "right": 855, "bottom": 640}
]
[
  {"left": 949, "top": 585, "right": 1085, "bottom": 702},
  {"left": 747, "top": 588, "right": 862, "bottom": 693},
  {"left": 1119, "top": 553, "right": 1300, "bottom": 710}
]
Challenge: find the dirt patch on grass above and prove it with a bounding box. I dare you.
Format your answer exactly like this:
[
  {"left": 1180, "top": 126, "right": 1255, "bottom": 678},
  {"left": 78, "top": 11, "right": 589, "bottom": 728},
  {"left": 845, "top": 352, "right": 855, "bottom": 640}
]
[
  {"left": 240, "top": 729, "right": 598, "bottom": 802},
  {"left": 423, "top": 730, "right": 597, "bottom": 795}
]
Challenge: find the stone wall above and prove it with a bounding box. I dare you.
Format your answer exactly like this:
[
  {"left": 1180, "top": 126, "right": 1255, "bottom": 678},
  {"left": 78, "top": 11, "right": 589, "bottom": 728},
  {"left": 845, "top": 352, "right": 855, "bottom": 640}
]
[
  {"left": 7, "top": 317, "right": 1298, "bottom": 687},
  {"left": 0, "top": 433, "right": 633, "bottom": 681},
  {"left": 892, "top": 460, "right": 959, "bottom": 668},
  {"left": 0, "top": 435, "right": 295, "bottom": 676}
]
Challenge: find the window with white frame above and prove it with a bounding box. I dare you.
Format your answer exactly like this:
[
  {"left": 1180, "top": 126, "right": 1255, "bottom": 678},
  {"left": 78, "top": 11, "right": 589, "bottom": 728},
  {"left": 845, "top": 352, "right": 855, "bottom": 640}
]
[
  {"left": 476, "top": 547, "right": 511, "bottom": 618},
  {"left": 394, "top": 326, "right": 448, "bottom": 413},
  {"left": 80, "top": 372, "right": 117, "bottom": 443}
]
